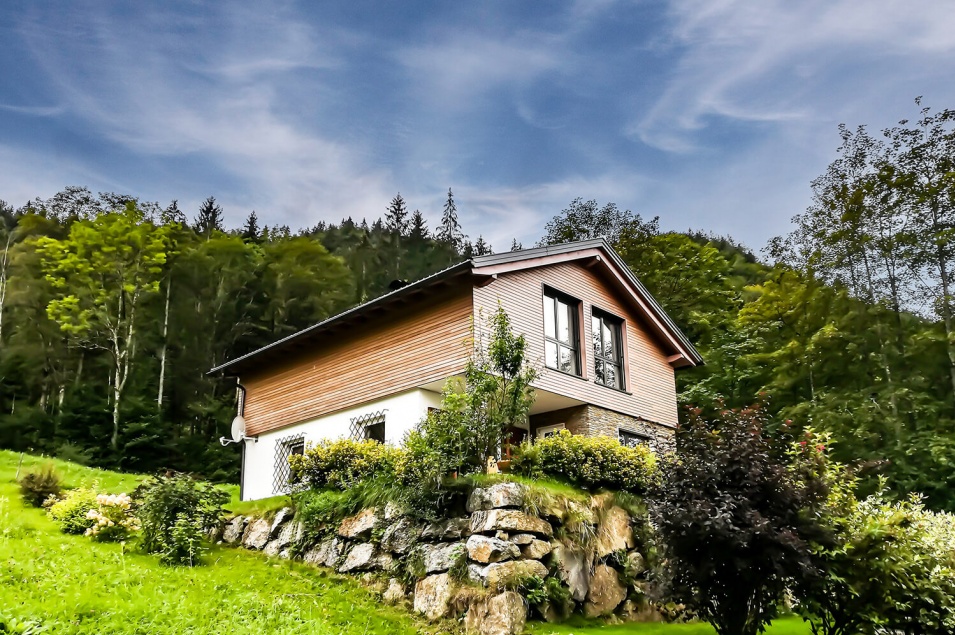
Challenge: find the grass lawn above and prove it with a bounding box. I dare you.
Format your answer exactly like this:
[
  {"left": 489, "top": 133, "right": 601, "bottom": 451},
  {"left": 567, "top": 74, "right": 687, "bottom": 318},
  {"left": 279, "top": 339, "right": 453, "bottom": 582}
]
[{"left": 0, "top": 450, "right": 442, "bottom": 635}]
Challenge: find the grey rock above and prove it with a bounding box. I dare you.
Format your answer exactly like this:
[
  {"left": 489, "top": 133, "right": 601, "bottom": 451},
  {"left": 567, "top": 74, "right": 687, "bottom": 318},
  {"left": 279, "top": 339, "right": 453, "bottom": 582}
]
[
  {"left": 464, "top": 591, "right": 527, "bottom": 635},
  {"left": 421, "top": 517, "right": 471, "bottom": 541},
  {"left": 509, "top": 533, "right": 535, "bottom": 545},
  {"left": 467, "top": 564, "right": 487, "bottom": 585},
  {"left": 421, "top": 542, "right": 466, "bottom": 574},
  {"left": 303, "top": 537, "right": 341, "bottom": 568},
  {"left": 376, "top": 552, "right": 396, "bottom": 572},
  {"left": 382, "top": 578, "right": 406, "bottom": 605},
  {"left": 585, "top": 564, "right": 627, "bottom": 617},
  {"left": 521, "top": 539, "right": 553, "bottom": 560},
  {"left": 470, "top": 509, "right": 552, "bottom": 537},
  {"left": 269, "top": 507, "right": 293, "bottom": 539},
  {"left": 595, "top": 505, "right": 635, "bottom": 558},
  {"left": 339, "top": 542, "right": 377, "bottom": 573},
  {"left": 380, "top": 516, "right": 422, "bottom": 554},
  {"left": 263, "top": 520, "right": 301, "bottom": 556},
  {"left": 243, "top": 518, "right": 271, "bottom": 550},
  {"left": 467, "top": 482, "right": 526, "bottom": 512},
  {"left": 484, "top": 560, "right": 548, "bottom": 591},
  {"left": 338, "top": 508, "right": 378, "bottom": 539},
  {"left": 551, "top": 542, "right": 593, "bottom": 602},
  {"left": 627, "top": 551, "right": 646, "bottom": 576},
  {"left": 383, "top": 501, "right": 403, "bottom": 520},
  {"left": 222, "top": 516, "right": 248, "bottom": 544},
  {"left": 466, "top": 535, "right": 520, "bottom": 564},
  {"left": 413, "top": 573, "right": 454, "bottom": 620}
]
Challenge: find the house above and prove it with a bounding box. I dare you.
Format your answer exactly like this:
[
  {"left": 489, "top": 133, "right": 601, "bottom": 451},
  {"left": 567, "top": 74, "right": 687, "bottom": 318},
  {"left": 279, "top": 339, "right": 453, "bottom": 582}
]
[{"left": 210, "top": 238, "right": 703, "bottom": 501}]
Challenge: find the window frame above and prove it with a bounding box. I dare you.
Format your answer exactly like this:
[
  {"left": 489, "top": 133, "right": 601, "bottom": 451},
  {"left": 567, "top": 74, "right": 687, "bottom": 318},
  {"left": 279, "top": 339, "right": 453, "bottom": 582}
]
[
  {"left": 591, "top": 307, "right": 626, "bottom": 391},
  {"left": 536, "top": 423, "right": 566, "bottom": 440},
  {"left": 273, "top": 433, "right": 305, "bottom": 494},
  {"left": 542, "top": 286, "right": 582, "bottom": 377},
  {"left": 618, "top": 428, "right": 651, "bottom": 447}
]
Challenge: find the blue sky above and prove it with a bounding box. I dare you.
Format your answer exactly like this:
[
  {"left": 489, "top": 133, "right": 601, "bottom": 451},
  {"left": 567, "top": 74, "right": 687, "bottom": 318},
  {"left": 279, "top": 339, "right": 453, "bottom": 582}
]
[{"left": 1, "top": 1, "right": 954, "bottom": 252}]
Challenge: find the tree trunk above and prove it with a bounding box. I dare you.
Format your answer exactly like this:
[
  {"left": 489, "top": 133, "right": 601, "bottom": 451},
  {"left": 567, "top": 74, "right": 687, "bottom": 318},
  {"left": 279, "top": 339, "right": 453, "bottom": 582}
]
[
  {"left": 157, "top": 276, "right": 171, "bottom": 408},
  {"left": 0, "top": 229, "right": 12, "bottom": 343}
]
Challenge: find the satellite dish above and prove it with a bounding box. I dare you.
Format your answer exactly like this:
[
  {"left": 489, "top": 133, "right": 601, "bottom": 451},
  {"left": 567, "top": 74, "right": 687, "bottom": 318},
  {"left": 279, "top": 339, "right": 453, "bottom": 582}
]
[{"left": 230, "top": 416, "right": 246, "bottom": 442}]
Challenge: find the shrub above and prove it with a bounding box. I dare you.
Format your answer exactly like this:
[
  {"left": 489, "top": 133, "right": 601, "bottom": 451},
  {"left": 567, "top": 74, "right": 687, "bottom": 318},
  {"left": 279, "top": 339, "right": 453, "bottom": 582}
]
[
  {"left": 289, "top": 438, "right": 401, "bottom": 490},
  {"left": 84, "top": 493, "right": 140, "bottom": 542},
  {"left": 18, "top": 464, "right": 61, "bottom": 507},
  {"left": 649, "top": 406, "right": 829, "bottom": 635},
  {"left": 132, "top": 473, "right": 228, "bottom": 566},
  {"left": 47, "top": 487, "right": 99, "bottom": 534},
  {"left": 512, "top": 430, "right": 658, "bottom": 493}
]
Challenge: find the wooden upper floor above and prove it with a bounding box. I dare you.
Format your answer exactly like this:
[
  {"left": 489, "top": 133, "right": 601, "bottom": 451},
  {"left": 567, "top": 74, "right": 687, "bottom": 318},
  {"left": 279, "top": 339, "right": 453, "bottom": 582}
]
[{"left": 211, "top": 239, "right": 702, "bottom": 437}]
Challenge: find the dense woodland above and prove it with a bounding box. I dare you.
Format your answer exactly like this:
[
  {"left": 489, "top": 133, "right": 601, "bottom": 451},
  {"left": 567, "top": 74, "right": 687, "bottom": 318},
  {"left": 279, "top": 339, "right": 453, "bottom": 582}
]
[{"left": 2, "top": 102, "right": 954, "bottom": 509}]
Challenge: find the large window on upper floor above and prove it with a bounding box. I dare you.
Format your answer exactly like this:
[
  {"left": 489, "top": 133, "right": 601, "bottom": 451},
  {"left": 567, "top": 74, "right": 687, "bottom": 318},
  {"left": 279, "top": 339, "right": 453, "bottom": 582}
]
[
  {"left": 592, "top": 309, "right": 624, "bottom": 390},
  {"left": 543, "top": 288, "right": 581, "bottom": 375}
]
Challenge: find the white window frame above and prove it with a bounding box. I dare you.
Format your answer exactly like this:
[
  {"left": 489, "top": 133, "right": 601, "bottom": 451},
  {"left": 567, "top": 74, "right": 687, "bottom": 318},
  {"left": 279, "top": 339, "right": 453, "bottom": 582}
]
[{"left": 537, "top": 423, "right": 566, "bottom": 440}]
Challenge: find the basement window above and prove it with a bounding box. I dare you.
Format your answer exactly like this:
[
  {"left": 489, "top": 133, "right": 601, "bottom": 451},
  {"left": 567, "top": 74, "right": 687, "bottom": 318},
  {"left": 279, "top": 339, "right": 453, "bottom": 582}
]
[
  {"left": 273, "top": 434, "right": 305, "bottom": 494},
  {"left": 618, "top": 429, "right": 651, "bottom": 447},
  {"left": 349, "top": 410, "right": 387, "bottom": 444}
]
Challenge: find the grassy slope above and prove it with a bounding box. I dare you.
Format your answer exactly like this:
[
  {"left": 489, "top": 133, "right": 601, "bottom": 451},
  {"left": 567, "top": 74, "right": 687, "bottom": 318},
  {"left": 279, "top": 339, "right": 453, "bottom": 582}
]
[
  {"left": 1, "top": 451, "right": 812, "bottom": 635},
  {"left": 0, "top": 451, "right": 439, "bottom": 635}
]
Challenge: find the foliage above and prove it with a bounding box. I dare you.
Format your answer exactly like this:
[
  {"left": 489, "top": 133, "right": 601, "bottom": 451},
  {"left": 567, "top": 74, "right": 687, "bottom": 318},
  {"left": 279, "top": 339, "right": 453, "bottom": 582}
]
[
  {"left": 520, "top": 575, "right": 573, "bottom": 620},
  {"left": 0, "top": 614, "right": 47, "bottom": 635},
  {"left": 132, "top": 472, "right": 228, "bottom": 566},
  {"left": 17, "top": 464, "right": 61, "bottom": 507},
  {"left": 512, "top": 430, "right": 657, "bottom": 493},
  {"left": 649, "top": 406, "right": 829, "bottom": 635},
  {"left": 84, "top": 492, "right": 140, "bottom": 542},
  {"left": 289, "top": 438, "right": 401, "bottom": 490},
  {"left": 47, "top": 486, "right": 99, "bottom": 534}
]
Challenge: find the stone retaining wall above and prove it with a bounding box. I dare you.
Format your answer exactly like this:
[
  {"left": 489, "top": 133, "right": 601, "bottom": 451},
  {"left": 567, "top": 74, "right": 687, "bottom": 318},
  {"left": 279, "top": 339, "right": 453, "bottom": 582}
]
[{"left": 216, "top": 483, "right": 660, "bottom": 635}]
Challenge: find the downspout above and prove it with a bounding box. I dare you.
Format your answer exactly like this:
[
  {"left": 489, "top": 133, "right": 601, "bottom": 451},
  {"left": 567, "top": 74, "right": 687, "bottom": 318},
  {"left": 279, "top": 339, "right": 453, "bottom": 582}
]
[{"left": 237, "top": 379, "right": 248, "bottom": 501}]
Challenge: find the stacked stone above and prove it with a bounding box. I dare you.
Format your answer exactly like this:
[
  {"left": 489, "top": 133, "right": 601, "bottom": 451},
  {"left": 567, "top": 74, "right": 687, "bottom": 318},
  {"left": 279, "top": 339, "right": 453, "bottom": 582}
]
[{"left": 218, "top": 483, "right": 654, "bottom": 635}]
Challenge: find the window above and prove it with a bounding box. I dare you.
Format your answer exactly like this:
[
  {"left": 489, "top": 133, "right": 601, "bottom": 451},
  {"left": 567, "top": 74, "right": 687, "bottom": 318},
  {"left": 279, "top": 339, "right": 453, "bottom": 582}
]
[
  {"left": 273, "top": 434, "right": 305, "bottom": 494},
  {"left": 543, "top": 289, "right": 580, "bottom": 375},
  {"left": 348, "top": 410, "right": 386, "bottom": 443},
  {"left": 619, "top": 429, "right": 651, "bottom": 447},
  {"left": 592, "top": 310, "right": 624, "bottom": 390},
  {"left": 537, "top": 423, "right": 565, "bottom": 440}
]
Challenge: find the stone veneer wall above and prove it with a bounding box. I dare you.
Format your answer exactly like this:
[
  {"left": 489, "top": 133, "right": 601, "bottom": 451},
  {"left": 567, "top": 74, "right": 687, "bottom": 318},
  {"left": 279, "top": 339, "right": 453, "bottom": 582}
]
[{"left": 530, "top": 405, "right": 675, "bottom": 453}]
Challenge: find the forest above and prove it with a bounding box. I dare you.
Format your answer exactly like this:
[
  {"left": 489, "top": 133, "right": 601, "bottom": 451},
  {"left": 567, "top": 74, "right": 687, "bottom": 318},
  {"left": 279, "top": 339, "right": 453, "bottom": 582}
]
[{"left": 1, "top": 102, "right": 953, "bottom": 510}]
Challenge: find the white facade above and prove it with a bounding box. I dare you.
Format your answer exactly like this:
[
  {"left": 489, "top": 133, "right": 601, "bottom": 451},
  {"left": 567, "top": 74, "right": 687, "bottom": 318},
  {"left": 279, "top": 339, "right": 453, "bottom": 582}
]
[{"left": 240, "top": 388, "right": 443, "bottom": 501}]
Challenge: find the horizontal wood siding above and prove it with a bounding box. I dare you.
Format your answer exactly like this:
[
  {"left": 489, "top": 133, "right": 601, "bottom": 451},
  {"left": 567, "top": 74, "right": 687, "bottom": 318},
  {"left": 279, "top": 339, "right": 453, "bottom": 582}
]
[
  {"left": 242, "top": 289, "right": 473, "bottom": 436},
  {"left": 474, "top": 262, "right": 679, "bottom": 426}
]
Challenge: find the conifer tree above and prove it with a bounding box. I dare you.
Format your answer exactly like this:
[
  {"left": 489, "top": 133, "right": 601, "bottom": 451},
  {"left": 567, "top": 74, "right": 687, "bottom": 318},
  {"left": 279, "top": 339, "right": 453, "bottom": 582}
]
[
  {"left": 241, "top": 211, "right": 261, "bottom": 243},
  {"left": 409, "top": 210, "right": 429, "bottom": 243},
  {"left": 510, "top": 238, "right": 523, "bottom": 251},
  {"left": 437, "top": 188, "right": 464, "bottom": 249},
  {"left": 194, "top": 196, "right": 224, "bottom": 239},
  {"left": 162, "top": 200, "right": 186, "bottom": 225},
  {"left": 385, "top": 193, "right": 409, "bottom": 236},
  {"left": 474, "top": 235, "right": 492, "bottom": 256}
]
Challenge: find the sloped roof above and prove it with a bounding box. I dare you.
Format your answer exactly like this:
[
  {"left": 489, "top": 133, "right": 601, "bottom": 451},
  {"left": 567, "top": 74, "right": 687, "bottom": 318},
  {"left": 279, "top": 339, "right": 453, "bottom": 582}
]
[{"left": 209, "top": 238, "right": 703, "bottom": 376}]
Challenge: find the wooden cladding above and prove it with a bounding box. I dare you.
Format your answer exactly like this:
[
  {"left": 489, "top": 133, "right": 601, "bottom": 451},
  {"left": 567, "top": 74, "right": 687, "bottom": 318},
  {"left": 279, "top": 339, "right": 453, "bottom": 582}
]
[
  {"left": 473, "top": 261, "right": 679, "bottom": 426},
  {"left": 242, "top": 289, "right": 473, "bottom": 436}
]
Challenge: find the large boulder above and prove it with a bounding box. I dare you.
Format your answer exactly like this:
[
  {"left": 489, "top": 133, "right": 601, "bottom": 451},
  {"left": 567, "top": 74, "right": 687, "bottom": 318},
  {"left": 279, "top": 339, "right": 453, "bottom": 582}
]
[
  {"left": 421, "top": 517, "right": 471, "bottom": 541},
  {"left": 382, "top": 578, "right": 406, "bottom": 605},
  {"left": 467, "top": 483, "right": 525, "bottom": 512},
  {"left": 464, "top": 591, "right": 527, "bottom": 635},
  {"left": 551, "top": 542, "right": 593, "bottom": 602},
  {"left": 521, "top": 539, "right": 553, "bottom": 560},
  {"left": 484, "top": 560, "right": 548, "bottom": 591},
  {"left": 414, "top": 573, "right": 455, "bottom": 620},
  {"left": 585, "top": 564, "right": 627, "bottom": 617},
  {"left": 269, "top": 507, "right": 293, "bottom": 538},
  {"left": 380, "top": 517, "right": 422, "bottom": 554},
  {"left": 338, "top": 508, "right": 378, "bottom": 539},
  {"left": 466, "top": 535, "right": 520, "bottom": 564},
  {"left": 470, "top": 510, "right": 552, "bottom": 537},
  {"left": 243, "top": 518, "right": 271, "bottom": 550},
  {"left": 339, "top": 543, "right": 377, "bottom": 573},
  {"left": 303, "top": 537, "right": 341, "bottom": 568},
  {"left": 595, "top": 506, "right": 635, "bottom": 558},
  {"left": 263, "top": 520, "right": 300, "bottom": 557},
  {"left": 222, "top": 516, "right": 248, "bottom": 544},
  {"left": 421, "top": 542, "right": 466, "bottom": 574}
]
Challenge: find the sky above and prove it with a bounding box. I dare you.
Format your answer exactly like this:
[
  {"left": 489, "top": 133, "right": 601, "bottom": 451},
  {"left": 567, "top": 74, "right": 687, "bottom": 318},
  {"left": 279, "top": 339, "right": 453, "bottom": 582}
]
[{"left": 1, "top": 1, "right": 954, "bottom": 253}]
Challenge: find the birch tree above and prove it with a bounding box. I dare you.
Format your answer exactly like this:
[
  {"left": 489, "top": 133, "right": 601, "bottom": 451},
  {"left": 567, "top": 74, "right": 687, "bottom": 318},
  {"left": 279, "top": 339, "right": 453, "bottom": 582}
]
[{"left": 36, "top": 203, "right": 173, "bottom": 450}]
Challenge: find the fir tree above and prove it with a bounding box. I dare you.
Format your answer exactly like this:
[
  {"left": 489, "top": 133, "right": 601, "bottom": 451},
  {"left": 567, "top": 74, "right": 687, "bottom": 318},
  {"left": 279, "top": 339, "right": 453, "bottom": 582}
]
[
  {"left": 241, "top": 211, "right": 260, "bottom": 243},
  {"left": 510, "top": 238, "right": 523, "bottom": 251},
  {"left": 194, "top": 196, "right": 224, "bottom": 239},
  {"left": 409, "top": 210, "right": 429, "bottom": 243},
  {"left": 437, "top": 187, "right": 464, "bottom": 249},
  {"left": 385, "top": 193, "right": 409, "bottom": 236},
  {"left": 474, "top": 235, "right": 492, "bottom": 255},
  {"left": 162, "top": 200, "right": 187, "bottom": 225}
]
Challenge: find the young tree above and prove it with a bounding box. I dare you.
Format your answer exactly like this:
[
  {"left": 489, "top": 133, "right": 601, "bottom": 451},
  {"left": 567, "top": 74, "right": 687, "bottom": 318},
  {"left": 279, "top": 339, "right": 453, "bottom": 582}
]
[
  {"left": 408, "top": 210, "right": 429, "bottom": 243},
  {"left": 510, "top": 238, "right": 522, "bottom": 251},
  {"left": 385, "top": 193, "right": 409, "bottom": 236},
  {"left": 474, "top": 235, "right": 492, "bottom": 256},
  {"left": 162, "top": 200, "right": 187, "bottom": 225},
  {"left": 194, "top": 196, "right": 224, "bottom": 239},
  {"left": 436, "top": 188, "right": 464, "bottom": 250},
  {"left": 241, "top": 211, "right": 261, "bottom": 244},
  {"left": 650, "top": 406, "right": 827, "bottom": 635},
  {"left": 35, "top": 203, "right": 174, "bottom": 450}
]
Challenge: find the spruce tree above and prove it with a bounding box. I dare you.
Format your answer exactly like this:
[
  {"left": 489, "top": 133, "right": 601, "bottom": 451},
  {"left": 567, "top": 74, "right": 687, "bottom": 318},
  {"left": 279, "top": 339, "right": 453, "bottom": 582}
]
[
  {"left": 474, "top": 235, "right": 492, "bottom": 255},
  {"left": 385, "top": 193, "right": 409, "bottom": 236},
  {"left": 242, "top": 211, "right": 260, "bottom": 243},
  {"left": 437, "top": 187, "right": 464, "bottom": 249},
  {"left": 162, "top": 200, "right": 186, "bottom": 225},
  {"left": 409, "top": 210, "right": 429, "bottom": 243},
  {"left": 194, "top": 196, "right": 224, "bottom": 238},
  {"left": 510, "top": 238, "right": 523, "bottom": 251}
]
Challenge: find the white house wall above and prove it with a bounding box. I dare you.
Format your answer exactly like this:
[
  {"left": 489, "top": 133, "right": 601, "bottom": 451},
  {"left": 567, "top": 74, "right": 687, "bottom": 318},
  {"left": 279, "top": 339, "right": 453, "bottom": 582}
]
[{"left": 241, "top": 388, "right": 443, "bottom": 501}]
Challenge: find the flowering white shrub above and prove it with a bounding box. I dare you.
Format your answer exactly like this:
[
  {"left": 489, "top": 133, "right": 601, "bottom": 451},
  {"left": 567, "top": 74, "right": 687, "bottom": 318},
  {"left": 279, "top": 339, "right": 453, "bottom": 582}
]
[{"left": 84, "top": 493, "right": 140, "bottom": 542}]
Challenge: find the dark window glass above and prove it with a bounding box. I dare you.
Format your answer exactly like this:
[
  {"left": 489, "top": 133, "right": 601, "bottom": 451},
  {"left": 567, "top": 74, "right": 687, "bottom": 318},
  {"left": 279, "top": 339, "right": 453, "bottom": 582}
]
[
  {"left": 619, "top": 429, "right": 650, "bottom": 447},
  {"left": 289, "top": 440, "right": 305, "bottom": 456},
  {"left": 592, "top": 310, "right": 624, "bottom": 389},
  {"left": 364, "top": 419, "right": 385, "bottom": 443},
  {"left": 543, "top": 290, "right": 580, "bottom": 375}
]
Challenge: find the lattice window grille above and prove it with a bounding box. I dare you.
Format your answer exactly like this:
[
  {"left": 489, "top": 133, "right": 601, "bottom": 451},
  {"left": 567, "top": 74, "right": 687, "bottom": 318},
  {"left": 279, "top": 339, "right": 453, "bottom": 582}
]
[
  {"left": 348, "top": 410, "right": 387, "bottom": 441},
  {"left": 273, "top": 433, "right": 305, "bottom": 494}
]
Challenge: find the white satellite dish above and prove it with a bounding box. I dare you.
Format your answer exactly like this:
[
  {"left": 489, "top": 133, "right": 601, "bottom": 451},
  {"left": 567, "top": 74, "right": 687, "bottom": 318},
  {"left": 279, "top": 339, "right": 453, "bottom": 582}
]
[{"left": 231, "top": 416, "right": 246, "bottom": 442}]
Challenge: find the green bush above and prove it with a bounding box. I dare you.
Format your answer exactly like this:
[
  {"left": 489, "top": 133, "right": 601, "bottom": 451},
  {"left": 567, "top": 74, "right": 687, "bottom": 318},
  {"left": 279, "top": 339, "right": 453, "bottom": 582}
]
[
  {"left": 512, "top": 430, "right": 658, "bottom": 493},
  {"left": 132, "top": 473, "right": 228, "bottom": 566},
  {"left": 289, "top": 438, "right": 402, "bottom": 490},
  {"left": 85, "top": 493, "right": 140, "bottom": 542},
  {"left": 18, "top": 464, "right": 62, "bottom": 507},
  {"left": 47, "top": 487, "right": 99, "bottom": 534}
]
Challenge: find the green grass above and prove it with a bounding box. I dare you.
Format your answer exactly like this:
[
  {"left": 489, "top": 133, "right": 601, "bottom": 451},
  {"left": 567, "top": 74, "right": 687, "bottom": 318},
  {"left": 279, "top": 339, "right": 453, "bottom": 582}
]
[
  {"left": 527, "top": 616, "right": 812, "bottom": 635},
  {"left": 0, "top": 451, "right": 442, "bottom": 635}
]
